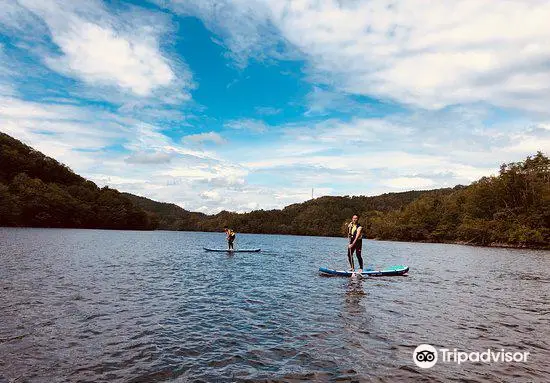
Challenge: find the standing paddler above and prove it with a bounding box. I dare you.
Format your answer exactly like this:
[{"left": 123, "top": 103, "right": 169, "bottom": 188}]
[{"left": 347, "top": 214, "right": 364, "bottom": 273}]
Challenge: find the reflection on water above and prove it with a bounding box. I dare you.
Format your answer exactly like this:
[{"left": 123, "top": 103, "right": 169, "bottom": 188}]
[
  {"left": 0, "top": 228, "right": 549, "bottom": 382},
  {"left": 345, "top": 275, "right": 367, "bottom": 303}
]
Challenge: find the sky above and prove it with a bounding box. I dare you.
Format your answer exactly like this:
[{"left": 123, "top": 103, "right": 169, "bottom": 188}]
[{"left": 1, "top": 0, "right": 549, "bottom": 214}]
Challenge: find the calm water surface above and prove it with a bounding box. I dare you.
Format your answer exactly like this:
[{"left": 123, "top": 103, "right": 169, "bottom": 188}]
[{"left": 1, "top": 228, "right": 549, "bottom": 382}]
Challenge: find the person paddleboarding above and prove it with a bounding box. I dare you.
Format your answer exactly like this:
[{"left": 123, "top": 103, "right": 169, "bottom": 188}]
[
  {"left": 347, "top": 214, "right": 364, "bottom": 274},
  {"left": 224, "top": 227, "right": 236, "bottom": 250}
]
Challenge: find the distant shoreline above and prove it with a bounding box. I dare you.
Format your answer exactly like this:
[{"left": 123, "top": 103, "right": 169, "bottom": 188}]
[{"left": 2, "top": 226, "right": 548, "bottom": 250}]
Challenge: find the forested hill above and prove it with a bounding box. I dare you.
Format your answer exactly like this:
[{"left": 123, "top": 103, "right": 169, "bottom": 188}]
[
  {"left": 124, "top": 188, "right": 460, "bottom": 235},
  {"left": 122, "top": 193, "right": 207, "bottom": 231},
  {"left": 0, "top": 132, "right": 157, "bottom": 230},
  {"left": 366, "top": 152, "right": 549, "bottom": 248}
]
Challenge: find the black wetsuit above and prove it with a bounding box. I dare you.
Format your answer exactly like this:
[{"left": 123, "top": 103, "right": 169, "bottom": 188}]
[{"left": 348, "top": 222, "right": 363, "bottom": 270}]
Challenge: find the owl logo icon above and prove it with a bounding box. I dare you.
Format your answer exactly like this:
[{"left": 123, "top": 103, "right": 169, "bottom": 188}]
[{"left": 413, "top": 344, "right": 438, "bottom": 368}]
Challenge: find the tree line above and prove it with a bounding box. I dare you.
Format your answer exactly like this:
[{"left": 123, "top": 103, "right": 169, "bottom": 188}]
[
  {"left": 0, "top": 133, "right": 157, "bottom": 230},
  {"left": 365, "top": 152, "right": 548, "bottom": 248}
]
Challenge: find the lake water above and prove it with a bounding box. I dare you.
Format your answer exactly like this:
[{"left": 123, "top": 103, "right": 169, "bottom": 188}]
[{"left": 1, "top": 228, "right": 549, "bottom": 382}]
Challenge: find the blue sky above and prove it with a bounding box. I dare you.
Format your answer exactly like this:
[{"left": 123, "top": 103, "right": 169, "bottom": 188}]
[{"left": 1, "top": 0, "right": 549, "bottom": 213}]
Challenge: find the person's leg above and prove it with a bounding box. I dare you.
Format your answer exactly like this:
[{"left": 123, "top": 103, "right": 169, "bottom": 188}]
[
  {"left": 347, "top": 247, "right": 355, "bottom": 271},
  {"left": 356, "top": 244, "right": 363, "bottom": 272},
  {"left": 229, "top": 237, "right": 234, "bottom": 250}
]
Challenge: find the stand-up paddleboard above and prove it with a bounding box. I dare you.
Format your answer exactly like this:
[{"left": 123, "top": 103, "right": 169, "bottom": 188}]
[
  {"left": 319, "top": 265, "right": 409, "bottom": 277},
  {"left": 203, "top": 247, "right": 261, "bottom": 253}
]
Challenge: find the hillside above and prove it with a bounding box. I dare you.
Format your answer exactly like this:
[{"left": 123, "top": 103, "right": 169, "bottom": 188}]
[
  {"left": 122, "top": 193, "right": 206, "bottom": 231},
  {"left": 0, "top": 132, "right": 157, "bottom": 230},
  {"left": 123, "top": 188, "right": 458, "bottom": 235},
  {"left": 367, "top": 152, "right": 550, "bottom": 248}
]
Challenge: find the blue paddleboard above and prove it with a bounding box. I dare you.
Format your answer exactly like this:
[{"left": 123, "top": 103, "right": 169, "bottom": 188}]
[
  {"left": 203, "top": 247, "right": 261, "bottom": 253},
  {"left": 319, "top": 265, "right": 409, "bottom": 277}
]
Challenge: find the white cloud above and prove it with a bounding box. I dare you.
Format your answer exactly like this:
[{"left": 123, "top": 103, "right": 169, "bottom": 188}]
[
  {"left": 46, "top": 21, "right": 175, "bottom": 96},
  {"left": 200, "top": 190, "right": 223, "bottom": 202},
  {"left": 237, "top": 112, "right": 549, "bottom": 196},
  {"left": 159, "top": 167, "right": 221, "bottom": 179},
  {"left": 0, "top": 83, "right": 14, "bottom": 97},
  {"left": 0, "top": 45, "right": 17, "bottom": 97},
  {"left": 0, "top": 96, "right": 84, "bottom": 120},
  {"left": 499, "top": 130, "right": 550, "bottom": 155},
  {"left": 305, "top": 87, "right": 362, "bottom": 116},
  {"left": 244, "top": 150, "right": 448, "bottom": 176},
  {"left": 164, "top": 0, "right": 550, "bottom": 113},
  {"left": 122, "top": 122, "right": 171, "bottom": 151},
  {"left": 184, "top": 131, "right": 226, "bottom": 145},
  {"left": 188, "top": 184, "right": 331, "bottom": 214},
  {"left": 0, "top": 103, "right": 125, "bottom": 172},
  {"left": 12, "top": 0, "right": 192, "bottom": 98},
  {"left": 125, "top": 151, "right": 174, "bottom": 164},
  {"left": 281, "top": 117, "right": 413, "bottom": 145},
  {"left": 225, "top": 118, "right": 269, "bottom": 133},
  {"left": 0, "top": 1, "right": 47, "bottom": 37},
  {"left": 383, "top": 177, "right": 436, "bottom": 190}
]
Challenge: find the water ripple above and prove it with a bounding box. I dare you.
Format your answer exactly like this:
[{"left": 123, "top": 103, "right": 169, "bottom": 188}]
[{"left": 0, "top": 229, "right": 549, "bottom": 382}]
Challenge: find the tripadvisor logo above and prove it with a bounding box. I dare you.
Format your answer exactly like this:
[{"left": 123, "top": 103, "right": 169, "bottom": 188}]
[
  {"left": 413, "top": 344, "right": 530, "bottom": 369},
  {"left": 413, "top": 344, "right": 438, "bottom": 368}
]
